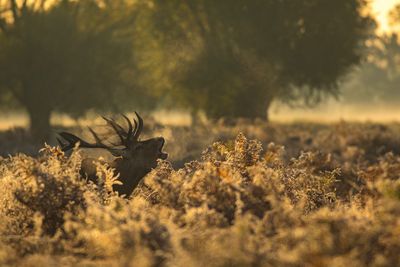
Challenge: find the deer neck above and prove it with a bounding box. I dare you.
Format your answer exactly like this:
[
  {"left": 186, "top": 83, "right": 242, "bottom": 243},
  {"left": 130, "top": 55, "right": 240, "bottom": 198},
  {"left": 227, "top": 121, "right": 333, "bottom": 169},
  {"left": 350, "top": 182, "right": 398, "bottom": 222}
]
[{"left": 110, "top": 158, "right": 150, "bottom": 196}]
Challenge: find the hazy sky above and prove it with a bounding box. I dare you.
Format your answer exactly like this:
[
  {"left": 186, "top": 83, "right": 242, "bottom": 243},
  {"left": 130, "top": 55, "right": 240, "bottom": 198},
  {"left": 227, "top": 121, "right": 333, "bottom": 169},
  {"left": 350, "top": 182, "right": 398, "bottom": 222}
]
[{"left": 373, "top": 0, "right": 400, "bottom": 33}]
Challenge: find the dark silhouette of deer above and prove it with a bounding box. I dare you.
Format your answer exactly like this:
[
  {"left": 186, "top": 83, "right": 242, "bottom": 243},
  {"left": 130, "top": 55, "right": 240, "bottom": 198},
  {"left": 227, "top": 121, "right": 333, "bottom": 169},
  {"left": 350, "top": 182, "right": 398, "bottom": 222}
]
[{"left": 57, "top": 112, "right": 167, "bottom": 196}]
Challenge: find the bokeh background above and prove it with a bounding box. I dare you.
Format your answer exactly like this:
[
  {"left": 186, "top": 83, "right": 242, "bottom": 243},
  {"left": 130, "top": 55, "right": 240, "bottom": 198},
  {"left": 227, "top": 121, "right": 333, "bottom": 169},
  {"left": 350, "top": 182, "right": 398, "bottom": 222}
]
[{"left": 0, "top": 0, "right": 399, "bottom": 144}]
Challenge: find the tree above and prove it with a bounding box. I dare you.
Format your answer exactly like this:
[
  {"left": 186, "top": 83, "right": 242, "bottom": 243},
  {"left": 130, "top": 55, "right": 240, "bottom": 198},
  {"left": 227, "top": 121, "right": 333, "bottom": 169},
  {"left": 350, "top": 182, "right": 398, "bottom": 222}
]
[
  {"left": 341, "top": 4, "right": 400, "bottom": 107},
  {"left": 146, "top": 0, "right": 372, "bottom": 120},
  {"left": 355, "top": 34, "right": 400, "bottom": 105},
  {"left": 0, "top": 0, "right": 137, "bottom": 141}
]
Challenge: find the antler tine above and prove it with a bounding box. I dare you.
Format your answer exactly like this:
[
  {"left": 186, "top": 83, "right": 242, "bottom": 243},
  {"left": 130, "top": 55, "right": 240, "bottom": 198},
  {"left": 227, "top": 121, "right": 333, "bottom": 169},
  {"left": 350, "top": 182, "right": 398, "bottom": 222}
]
[
  {"left": 58, "top": 125, "right": 128, "bottom": 157},
  {"left": 57, "top": 131, "right": 106, "bottom": 151},
  {"left": 56, "top": 136, "right": 73, "bottom": 152},
  {"left": 56, "top": 136, "right": 65, "bottom": 146},
  {"left": 102, "top": 116, "right": 126, "bottom": 135},
  {"left": 87, "top": 127, "right": 111, "bottom": 149},
  {"left": 102, "top": 116, "right": 127, "bottom": 146},
  {"left": 132, "top": 118, "right": 138, "bottom": 139},
  {"left": 133, "top": 111, "right": 143, "bottom": 140},
  {"left": 121, "top": 113, "right": 133, "bottom": 142}
]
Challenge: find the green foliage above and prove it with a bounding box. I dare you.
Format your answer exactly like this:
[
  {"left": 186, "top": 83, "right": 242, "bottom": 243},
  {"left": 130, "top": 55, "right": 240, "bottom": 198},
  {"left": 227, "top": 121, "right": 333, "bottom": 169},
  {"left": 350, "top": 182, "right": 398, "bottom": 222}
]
[
  {"left": 0, "top": 0, "right": 139, "bottom": 140},
  {"left": 145, "top": 0, "right": 372, "bottom": 119},
  {"left": 0, "top": 0, "right": 375, "bottom": 139}
]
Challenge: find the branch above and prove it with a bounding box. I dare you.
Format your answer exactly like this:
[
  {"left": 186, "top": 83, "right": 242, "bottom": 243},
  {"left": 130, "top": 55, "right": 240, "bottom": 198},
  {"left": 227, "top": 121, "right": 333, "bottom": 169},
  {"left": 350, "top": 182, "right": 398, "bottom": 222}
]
[
  {"left": 21, "top": 0, "right": 27, "bottom": 10},
  {"left": 39, "top": 0, "right": 48, "bottom": 11},
  {"left": 0, "top": 18, "right": 6, "bottom": 33},
  {"left": 10, "top": 0, "right": 19, "bottom": 21},
  {"left": 0, "top": 1, "right": 7, "bottom": 33}
]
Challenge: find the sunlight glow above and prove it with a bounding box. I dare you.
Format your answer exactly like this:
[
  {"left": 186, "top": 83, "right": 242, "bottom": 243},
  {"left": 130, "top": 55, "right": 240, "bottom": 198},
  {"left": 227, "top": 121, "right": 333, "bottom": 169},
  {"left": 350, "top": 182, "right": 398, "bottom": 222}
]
[{"left": 372, "top": 0, "right": 400, "bottom": 33}]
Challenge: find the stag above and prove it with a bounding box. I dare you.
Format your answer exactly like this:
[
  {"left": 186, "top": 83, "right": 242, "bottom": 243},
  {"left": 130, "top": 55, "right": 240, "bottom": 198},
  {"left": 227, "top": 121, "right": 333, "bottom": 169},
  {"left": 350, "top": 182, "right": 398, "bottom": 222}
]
[{"left": 57, "top": 112, "right": 167, "bottom": 196}]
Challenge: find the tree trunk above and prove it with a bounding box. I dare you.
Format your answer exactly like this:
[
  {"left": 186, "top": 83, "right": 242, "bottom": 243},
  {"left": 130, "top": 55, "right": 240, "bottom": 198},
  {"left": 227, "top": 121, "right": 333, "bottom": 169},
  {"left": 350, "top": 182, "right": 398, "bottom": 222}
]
[
  {"left": 27, "top": 107, "right": 52, "bottom": 143},
  {"left": 264, "top": 97, "right": 272, "bottom": 122},
  {"left": 264, "top": 108, "right": 270, "bottom": 122},
  {"left": 190, "top": 109, "right": 201, "bottom": 126},
  {"left": 229, "top": 88, "right": 274, "bottom": 121}
]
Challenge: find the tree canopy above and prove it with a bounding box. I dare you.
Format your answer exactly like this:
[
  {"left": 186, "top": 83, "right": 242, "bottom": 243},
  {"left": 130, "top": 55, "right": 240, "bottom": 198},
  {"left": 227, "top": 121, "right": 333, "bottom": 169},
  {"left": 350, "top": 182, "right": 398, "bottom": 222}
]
[
  {"left": 0, "top": 0, "right": 139, "bottom": 140},
  {"left": 342, "top": 5, "right": 400, "bottom": 107},
  {"left": 0, "top": 0, "right": 373, "bottom": 141},
  {"left": 142, "top": 0, "right": 372, "bottom": 120}
]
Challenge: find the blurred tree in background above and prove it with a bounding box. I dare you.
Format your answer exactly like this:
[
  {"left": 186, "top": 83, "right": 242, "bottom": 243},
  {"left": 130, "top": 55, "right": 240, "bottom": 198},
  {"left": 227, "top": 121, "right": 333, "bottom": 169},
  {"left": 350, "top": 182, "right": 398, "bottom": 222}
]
[
  {"left": 0, "top": 0, "right": 141, "bottom": 141},
  {"left": 0, "top": 0, "right": 374, "bottom": 141},
  {"left": 346, "top": 34, "right": 400, "bottom": 105},
  {"left": 144, "top": 0, "right": 372, "bottom": 120},
  {"left": 341, "top": 4, "right": 400, "bottom": 107}
]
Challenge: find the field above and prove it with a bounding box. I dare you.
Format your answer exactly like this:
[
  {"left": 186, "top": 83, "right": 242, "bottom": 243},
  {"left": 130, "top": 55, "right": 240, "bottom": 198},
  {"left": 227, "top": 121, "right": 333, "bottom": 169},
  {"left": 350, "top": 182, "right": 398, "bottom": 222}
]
[{"left": 1, "top": 119, "right": 400, "bottom": 266}]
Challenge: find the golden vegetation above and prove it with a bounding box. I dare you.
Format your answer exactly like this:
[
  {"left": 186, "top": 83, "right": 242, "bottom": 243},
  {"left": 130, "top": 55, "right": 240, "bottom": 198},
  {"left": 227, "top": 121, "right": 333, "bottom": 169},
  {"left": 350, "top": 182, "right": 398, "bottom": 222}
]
[{"left": 0, "top": 121, "right": 400, "bottom": 266}]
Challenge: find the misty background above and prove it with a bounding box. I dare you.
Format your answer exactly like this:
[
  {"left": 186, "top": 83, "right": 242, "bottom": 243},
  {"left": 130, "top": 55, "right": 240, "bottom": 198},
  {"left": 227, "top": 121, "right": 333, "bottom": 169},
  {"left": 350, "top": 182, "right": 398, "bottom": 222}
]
[{"left": 0, "top": 0, "right": 399, "bottom": 142}]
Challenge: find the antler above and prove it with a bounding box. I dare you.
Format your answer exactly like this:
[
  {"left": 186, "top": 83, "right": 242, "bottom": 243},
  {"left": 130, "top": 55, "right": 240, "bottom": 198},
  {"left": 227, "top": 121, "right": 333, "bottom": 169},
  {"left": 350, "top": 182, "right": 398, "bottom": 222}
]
[
  {"left": 101, "top": 112, "right": 143, "bottom": 147},
  {"left": 57, "top": 112, "right": 144, "bottom": 153},
  {"left": 132, "top": 111, "right": 143, "bottom": 142},
  {"left": 57, "top": 128, "right": 114, "bottom": 151}
]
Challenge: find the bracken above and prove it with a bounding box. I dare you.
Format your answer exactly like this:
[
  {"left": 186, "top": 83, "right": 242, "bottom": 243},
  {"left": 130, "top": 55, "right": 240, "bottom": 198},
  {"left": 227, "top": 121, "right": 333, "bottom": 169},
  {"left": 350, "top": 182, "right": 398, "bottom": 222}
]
[{"left": 0, "top": 122, "right": 399, "bottom": 266}]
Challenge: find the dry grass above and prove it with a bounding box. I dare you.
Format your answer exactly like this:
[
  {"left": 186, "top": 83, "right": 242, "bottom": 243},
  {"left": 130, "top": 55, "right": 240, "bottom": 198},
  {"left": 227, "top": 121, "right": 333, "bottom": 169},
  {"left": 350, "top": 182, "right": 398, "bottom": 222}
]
[{"left": 0, "top": 121, "right": 400, "bottom": 266}]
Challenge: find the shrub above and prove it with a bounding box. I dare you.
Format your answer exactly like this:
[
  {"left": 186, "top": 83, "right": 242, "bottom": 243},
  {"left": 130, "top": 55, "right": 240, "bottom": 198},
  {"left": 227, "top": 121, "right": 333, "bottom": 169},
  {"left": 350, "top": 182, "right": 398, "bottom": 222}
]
[{"left": 0, "top": 126, "right": 399, "bottom": 266}]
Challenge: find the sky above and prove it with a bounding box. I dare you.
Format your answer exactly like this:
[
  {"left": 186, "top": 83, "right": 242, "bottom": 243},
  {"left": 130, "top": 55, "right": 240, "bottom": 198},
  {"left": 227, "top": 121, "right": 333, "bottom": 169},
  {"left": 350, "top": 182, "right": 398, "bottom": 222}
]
[{"left": 373, "top": 0, "right": 400, "bottom": 33}]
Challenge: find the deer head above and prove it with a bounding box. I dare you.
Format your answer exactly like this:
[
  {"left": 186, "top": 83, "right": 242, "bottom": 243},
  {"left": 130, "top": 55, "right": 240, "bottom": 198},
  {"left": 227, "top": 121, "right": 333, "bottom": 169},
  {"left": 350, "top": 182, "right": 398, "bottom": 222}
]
[{"left": 57, "top": 112, "right": 168, "bottom": 196}]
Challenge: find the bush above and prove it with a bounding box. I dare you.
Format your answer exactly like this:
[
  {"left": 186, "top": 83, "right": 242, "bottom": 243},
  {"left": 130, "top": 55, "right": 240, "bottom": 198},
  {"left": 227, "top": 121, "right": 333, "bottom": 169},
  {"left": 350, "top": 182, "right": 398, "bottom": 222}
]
[{"left": 0, "top": 125, "right": 399, "bottom": 266}]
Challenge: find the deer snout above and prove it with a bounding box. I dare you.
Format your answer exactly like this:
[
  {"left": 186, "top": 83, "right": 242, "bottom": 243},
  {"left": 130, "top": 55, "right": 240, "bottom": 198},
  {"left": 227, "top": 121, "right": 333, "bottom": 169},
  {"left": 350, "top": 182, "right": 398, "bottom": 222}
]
[
  {"left": 156, "top": 137, "right": 168, "bottom": 160},
  {"left": 156, "top": 137, "right": 165, "bottom": 145}
]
